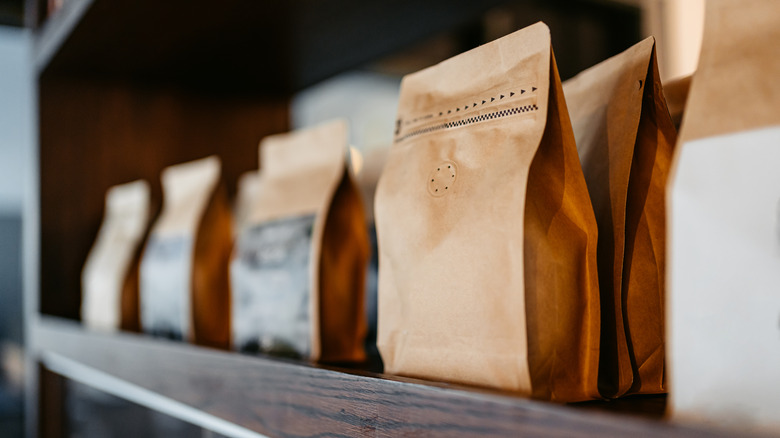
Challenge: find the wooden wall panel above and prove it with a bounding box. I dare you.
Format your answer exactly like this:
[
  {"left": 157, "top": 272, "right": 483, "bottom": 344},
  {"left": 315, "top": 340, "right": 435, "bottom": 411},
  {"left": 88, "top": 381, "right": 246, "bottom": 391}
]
[{"left": 39, "top": 77, "right": 289, "bottom": 318}]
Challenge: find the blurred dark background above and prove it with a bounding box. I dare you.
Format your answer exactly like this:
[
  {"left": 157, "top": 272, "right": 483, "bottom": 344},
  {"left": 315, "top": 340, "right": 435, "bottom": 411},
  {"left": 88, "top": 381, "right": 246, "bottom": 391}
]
[{"left": 0, "top": 0, "right": 22, "bottom": 26}]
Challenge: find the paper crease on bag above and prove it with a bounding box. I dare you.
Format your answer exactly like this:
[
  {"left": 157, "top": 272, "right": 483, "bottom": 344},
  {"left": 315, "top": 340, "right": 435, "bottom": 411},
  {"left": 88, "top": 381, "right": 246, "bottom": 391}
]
[
  {"left": 564, "top": 37, "right": 675, "bottom": 397},
  {"left": 376, "top": 22, "right": 600, "bottom": 402},
  {"left": 667, "top": 0, "right": 780, "bottom": 431}
]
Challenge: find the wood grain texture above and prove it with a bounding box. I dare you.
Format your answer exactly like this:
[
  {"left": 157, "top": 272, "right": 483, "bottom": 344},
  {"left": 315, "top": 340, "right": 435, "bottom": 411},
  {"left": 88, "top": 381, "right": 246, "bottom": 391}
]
[
  {"left": 34, "top": 316, "right": 744, "bottom": 438},
  {"left": 38, "top": 364, "right": 66, "bottom": 438},
  {"left": 38, "top": 77, "right": 289, "bottom": 319}
]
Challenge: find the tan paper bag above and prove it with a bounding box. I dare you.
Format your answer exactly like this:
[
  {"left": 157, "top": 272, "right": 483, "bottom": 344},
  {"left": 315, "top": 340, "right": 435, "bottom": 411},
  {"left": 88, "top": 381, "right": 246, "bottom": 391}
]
[
  {"left": 82, "top": 180, "right": 150, "bottom": 332},
  {"left": 663, "top": 75, "right": 691, "bottom": 132},
  {"left": 376, "top": 22, "right": 600, "bottom": 402},
  {"left": 668, "top": 0, "right": 780, "bottom": 431},
  {"left": 233, "top": 171, "right": 261, "bottom": 236},
  {"left": 140, "top": 156, "right": 232, "bottom": 348},
  {"left": 563, "top": 37, "right": 676, "bottom": 397},
  {"left": 355, "top": 146, "right": 389, "bottom": 358},
  {"left": 230, "top": 120, "right": 369, "bottom": 362}
]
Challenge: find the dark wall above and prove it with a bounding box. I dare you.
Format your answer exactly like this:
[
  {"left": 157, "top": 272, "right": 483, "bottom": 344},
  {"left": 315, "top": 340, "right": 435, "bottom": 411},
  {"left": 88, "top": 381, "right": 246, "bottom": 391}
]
[{"left": 0, "top": 0, "right": 23, "bottom": 27}]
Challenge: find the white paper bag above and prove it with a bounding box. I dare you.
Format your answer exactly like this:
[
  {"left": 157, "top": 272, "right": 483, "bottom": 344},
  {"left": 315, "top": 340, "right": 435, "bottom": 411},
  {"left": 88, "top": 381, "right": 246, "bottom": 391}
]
[
  {"left": 82, "top": 180, "right": 150, "bottom": 332},
  {"left": 667, "top": 0, "right": 780, "bottom": 432},
  {"left": 669, "top": 126, "right": 780, "bottom": 430}
]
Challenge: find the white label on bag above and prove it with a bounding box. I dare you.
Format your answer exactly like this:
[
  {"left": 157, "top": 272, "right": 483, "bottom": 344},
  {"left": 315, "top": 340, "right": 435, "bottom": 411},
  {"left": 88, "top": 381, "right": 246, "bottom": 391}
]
[
  {"left": 669, "top": 125, "right": 780, "bottom": 432},
  {"left": 140, "top": 235, "right": 193, "bottom": 340},
  {"left": 230, "top": 214, "right": 314, "bottom": 357}
]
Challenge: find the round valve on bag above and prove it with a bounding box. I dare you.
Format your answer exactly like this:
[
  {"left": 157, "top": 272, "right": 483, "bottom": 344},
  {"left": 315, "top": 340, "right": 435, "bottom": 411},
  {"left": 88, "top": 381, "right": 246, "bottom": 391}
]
[{"left": 428, "top": 161, "right": 457, "bottom": 197}]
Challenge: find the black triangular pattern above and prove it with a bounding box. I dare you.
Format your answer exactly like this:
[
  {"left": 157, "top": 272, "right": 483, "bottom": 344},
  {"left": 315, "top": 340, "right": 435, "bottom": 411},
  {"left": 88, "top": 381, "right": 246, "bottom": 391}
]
[
  {"left": 482, "top": 100, "right": 486, "bottom": 104},
  {"left": 395, "top": 104, "right": 540, "bottom": 142},
  {"left": 521, "top": 89, "right": 526, "bottom": 94},
  {"left": 491, "top": 97, "right": 495, "bottom": 102},
  {"left": 510, "top": 92, "right": 515, "bottom": 97},
  {"left": 532, "top": 87, "right": 537, "bottom": 91},
  {"left": 500, "top": 95, "right": 505, "bottom": 99}
]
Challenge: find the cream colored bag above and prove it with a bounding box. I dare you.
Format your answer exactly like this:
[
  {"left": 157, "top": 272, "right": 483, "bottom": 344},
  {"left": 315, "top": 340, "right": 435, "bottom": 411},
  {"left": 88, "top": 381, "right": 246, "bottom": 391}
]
[
  {"left": 230, "top": 121, "right": 369, "bottom": 362},
  {"left": 82, "top": 180, "right": 150, "bottom": 332},
  {"left": 140, "top": 156, "right": 232, "bottom": 348},
  {"left": 564, "top": 38, "right": 676, "bottom": 397},
  {"left": 668, "top": 0, "right": 780, "bottom": 431},
  {"left": 233, "top": 171, "right": 260, "bottom": 236},
  {"left": 376, "top": 22, "right": 600, "bottom": 402}
]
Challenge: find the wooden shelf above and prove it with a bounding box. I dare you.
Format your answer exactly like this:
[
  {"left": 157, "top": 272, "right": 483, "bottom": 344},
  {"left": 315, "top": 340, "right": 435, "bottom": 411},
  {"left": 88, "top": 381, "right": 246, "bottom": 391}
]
[
  {"left": 32, "top": 316, "right": 739, "bottom": 438},
  {"left": 33, "top": 0, "right": 506, "bottom": 93}
]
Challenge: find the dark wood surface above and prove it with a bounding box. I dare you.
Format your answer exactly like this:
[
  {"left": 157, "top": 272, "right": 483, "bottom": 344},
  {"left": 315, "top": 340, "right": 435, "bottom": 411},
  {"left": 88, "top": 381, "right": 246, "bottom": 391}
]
[
  {"left": 33, "top": 0, "right": 507, "bottom": 94},
  {"left": 38, "top": 77, "right": 289, "bottom": 319},
  {"left": 38, "top": 365, "right": 66, "bottom": 438},
  {"left": 34, "top": 316, "right": 743, "bottom": 438}
]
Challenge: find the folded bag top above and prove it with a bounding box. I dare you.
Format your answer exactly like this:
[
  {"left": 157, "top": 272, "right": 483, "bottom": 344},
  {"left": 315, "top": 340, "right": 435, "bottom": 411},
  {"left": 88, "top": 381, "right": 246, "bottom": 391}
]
[{"left": 376, "top": 22, "right": 601, "bottom": 402}]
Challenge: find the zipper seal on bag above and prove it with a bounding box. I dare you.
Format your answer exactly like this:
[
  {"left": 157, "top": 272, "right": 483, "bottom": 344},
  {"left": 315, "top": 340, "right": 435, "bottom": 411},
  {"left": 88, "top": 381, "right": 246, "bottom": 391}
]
[
  {"left": 395, "top": 104, "right": 539, "bottom": 143},
  {"left": 394, "top": 85, "right": 541, "bottom": 143}
]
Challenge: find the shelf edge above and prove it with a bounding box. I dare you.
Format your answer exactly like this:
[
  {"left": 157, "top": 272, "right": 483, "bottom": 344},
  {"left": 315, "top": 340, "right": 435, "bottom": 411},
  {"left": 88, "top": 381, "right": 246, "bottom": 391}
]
[
  {"left": 34, "top": 0, "right": 93, "bottom": 75},
  {"left": 40, "top": 349, "right": 269, "bottom": 438},
  {"left": 32, "top": 316, "right": 738, "bottom": 438}
]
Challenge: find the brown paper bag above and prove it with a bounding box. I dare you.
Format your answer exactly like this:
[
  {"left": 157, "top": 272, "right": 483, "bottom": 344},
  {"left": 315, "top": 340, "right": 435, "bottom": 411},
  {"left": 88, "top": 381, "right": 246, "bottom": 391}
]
[
  {"left": 563, "top": 38, "right": 676, "bottom": 397},
  {"left": 376, "top": 22, "right": 600, "bottom": 402},
  {"left": 663, "top": 75, "right": 691, "bottom": 132},
  {"left": 668, "top": 0, "right": 780, "bottom": 430},
  {"left": 82, "top": 180, "right": 150, "bottom": 332},
  {"left": 354, "top": 146, "right": 389, "bottom": 359},
  {"left": 140, "top": 156, "right": 232, "bottom": 348},
  {"left": 230, "top": 120, "right": 369, "bottom": 362},
  {"left": 233, "top": 171, "right": 261, "bottom": 236}
]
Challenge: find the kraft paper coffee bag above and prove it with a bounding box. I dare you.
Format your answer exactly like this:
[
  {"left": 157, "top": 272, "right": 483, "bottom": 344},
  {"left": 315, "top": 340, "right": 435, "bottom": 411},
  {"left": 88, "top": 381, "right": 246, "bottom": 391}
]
[
  {"left": 668, "top": 0, "right": 780, "bottom": 431},
  {"left": 355, "top": 146, "right": 388, "bottom": 360},
  {"left": 82, "top": 180, "right": 150, "bottom": 332},
  {"left": 140, "top": 156, "right": 232, "bottom": 348},
  {"left": 663, "top": 75, "right": 691, "bottom": 132},
  {"left": 376, "top": 22, "right": 600, "bottom": 402},
  {"left": 234, "top": 171, "right": 260, "bottom": 236},
  {"left": 563, "top": 38, "right": 676, "bottom": 397},
  {"left": 230, "top": 120, "right": 369, "bottom": 362}
]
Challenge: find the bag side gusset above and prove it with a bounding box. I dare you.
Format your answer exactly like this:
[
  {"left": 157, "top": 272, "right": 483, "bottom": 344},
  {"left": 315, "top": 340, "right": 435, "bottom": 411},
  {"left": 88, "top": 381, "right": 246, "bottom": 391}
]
[
  {"left": 620, "top": 43, "right": 676, "bottom": 396},
  {"left": 563, "top": 38, "right": 652, "bottom": 397},
  {"left": 524, "top": 49, "right": 601, "bottom": 402}
]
